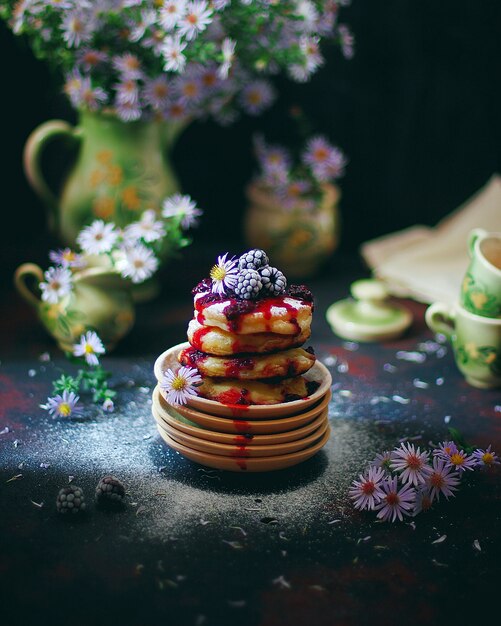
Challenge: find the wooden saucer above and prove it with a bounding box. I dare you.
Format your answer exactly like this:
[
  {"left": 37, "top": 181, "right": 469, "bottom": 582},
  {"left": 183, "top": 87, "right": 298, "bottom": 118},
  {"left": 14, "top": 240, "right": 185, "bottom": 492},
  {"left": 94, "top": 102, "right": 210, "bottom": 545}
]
[
  {"left": 152, "top": 390, "right": 329, "bottom": 446},
  {"left": 155, "top": 424, "right": 331, "bottom": 472},
  {"left": 152, "top": 385, "right": 331, "bottom": 435},
  {"left": 153, "top": 405, "right": 328, "bottom": 458},
  {"left": 154, "top": 342, "right": 332, "bottom": 418}
]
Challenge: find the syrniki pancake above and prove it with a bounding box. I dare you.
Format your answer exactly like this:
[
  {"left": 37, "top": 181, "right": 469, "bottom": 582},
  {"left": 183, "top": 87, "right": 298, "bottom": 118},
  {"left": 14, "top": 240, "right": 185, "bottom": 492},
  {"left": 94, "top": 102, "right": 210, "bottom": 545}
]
[
  {"left": 187, "top": 318, "right": 311, "bottom": 356},
  {"left": 179, "top": 345, "right": 316, "bottom": 380}
]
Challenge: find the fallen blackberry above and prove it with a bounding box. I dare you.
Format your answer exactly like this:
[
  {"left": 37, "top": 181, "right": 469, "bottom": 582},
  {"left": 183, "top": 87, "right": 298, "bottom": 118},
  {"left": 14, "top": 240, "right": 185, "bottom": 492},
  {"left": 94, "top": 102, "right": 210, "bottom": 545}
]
[
  {"left": 56, "top": 485, "right": 86, "bottom": 515},
  {"left": 95, "top": 475, "right": 126, "bottom": 505}
]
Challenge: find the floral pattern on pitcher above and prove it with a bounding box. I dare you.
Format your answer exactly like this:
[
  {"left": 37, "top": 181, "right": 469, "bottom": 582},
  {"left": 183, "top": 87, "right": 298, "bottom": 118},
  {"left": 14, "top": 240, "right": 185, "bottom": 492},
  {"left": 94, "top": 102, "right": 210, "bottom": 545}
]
[
  {"left": 461, "top": 272, "right": 500, "bottom": 318},
  {"left": 89, "top": 150, "right": 157, "bottom": 222},
  {"left": 456, "top": 342, "right": 500, "bottom": 376}
]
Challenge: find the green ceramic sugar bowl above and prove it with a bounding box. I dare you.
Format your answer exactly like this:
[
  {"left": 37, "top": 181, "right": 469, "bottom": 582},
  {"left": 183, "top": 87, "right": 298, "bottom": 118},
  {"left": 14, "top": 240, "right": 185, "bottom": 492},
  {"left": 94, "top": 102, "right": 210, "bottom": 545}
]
[
  {"left": 426, "top": 302, "right": 501, "bottom": 389},
  {"left": 461, "top": 228, "right": 501, "bottom": 318},
  {"left": 14, "top": 262, "right": 135, "bottom": 352}
]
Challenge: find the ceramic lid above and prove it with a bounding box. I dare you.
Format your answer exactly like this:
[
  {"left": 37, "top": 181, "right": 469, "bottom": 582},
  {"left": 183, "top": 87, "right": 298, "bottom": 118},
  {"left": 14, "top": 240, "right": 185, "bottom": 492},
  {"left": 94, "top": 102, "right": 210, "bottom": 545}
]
[{"left": 326, "top": 279, "right": 412, "bottom": 342}]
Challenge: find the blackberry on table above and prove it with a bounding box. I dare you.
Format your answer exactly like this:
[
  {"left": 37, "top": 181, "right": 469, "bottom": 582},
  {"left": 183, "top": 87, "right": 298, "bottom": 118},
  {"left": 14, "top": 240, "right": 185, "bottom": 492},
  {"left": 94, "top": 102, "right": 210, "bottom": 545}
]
[
  {"left": 96, "top": 475, "right": 126, "bottom": 505},
  {"left": 235, "top": 269, "right": 263, "bottom": 300},
  {"left": 238, "top": 249, "right": 269, "bottom": 271},
  {"left": 260, "top": 266, "right": 287, "bottom": 295},
  {"left": 56, "top": 485, "right": 86, "bottom": 515}
]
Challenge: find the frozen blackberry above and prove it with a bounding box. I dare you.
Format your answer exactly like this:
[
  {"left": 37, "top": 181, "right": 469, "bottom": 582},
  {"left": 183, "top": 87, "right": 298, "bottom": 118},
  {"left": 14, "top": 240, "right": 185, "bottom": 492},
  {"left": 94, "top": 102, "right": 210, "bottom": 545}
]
[
  {"left": 260, "top": 266, "right": 287, "bottom": 295},
  {"left": 56, "top": 485, "right": 86, "bottom": 515},
  {"left": 96, "top": 475, "right": 126, "bottom": 505},
  {"left": 234, "top": 269, "right": 263, "bottom": 300},
  {"left": 238, "top": 249, "right": 269, "bottom": 271}
]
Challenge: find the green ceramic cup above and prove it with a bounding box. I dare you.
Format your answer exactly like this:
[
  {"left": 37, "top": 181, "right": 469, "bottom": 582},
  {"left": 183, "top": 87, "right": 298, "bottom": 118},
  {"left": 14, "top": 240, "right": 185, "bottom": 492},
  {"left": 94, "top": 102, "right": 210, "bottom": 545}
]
[
  {"left": 425, "top": 302, "right": 501, "bottom": 389},
  {"left": 461, "top": 228, "right": 501, "bottom": 318}
]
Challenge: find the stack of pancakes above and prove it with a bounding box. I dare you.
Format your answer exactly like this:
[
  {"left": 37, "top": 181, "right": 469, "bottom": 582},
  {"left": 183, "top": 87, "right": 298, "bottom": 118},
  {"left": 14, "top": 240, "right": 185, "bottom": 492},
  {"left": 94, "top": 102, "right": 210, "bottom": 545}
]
[{"left": 180, "top": 281, "right": 318, "bottom": 404}]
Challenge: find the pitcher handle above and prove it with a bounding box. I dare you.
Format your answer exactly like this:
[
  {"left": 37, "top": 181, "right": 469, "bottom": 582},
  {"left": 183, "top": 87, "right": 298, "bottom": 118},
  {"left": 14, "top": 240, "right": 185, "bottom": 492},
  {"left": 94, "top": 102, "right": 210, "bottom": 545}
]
[
  {"left": 467, "top": 228, "right": 487, "bottom": 258},
  {"left": 425, "top": 302, "right": 456, "bottom": 341},
  {"left": 14, "top": 263, "right": 44, "bottom": 308},
  {"left": 23, "top": 120, "right": 81, "bottom": 233}
]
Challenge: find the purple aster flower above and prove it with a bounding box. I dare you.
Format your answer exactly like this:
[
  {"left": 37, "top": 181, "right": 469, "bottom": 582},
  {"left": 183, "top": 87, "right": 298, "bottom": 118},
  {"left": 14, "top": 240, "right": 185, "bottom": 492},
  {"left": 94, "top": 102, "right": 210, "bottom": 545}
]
[
  {"left": 209, "top": 253, "right": 238, "bottom": 294},
  {"left": 73, "top": 331, "right": 106, "bottom": 367},
  {"left": 370, "top": 450, "right": 396, "bottom": 474},
  {"left": 374, "top": 476, "right": 416, "bottom": 522},
  {"left": 49, "top": 248, "right": 86, "bottom": 269},
  {"left": 390, "top": 442, "right": 432, "bottom": 486},
  {"left": 446, "top": 449, "right": 476, "bottom": 474},
  {"left": 426, "top": 456, "right": 460, "bottom": 502},
  {"left": 239, "top": 80, "right": 276, "bottom": 116},
  {"left": 43, "top": 390, "right": 82, "bottom": 419},
  {"left": 160, "top": 366, "right": 202, "bottom": 406},
  {"left": 348, "top": 466, "right": 386, "bottom": 511},
  {"left": 412, "top": 486, "right": 433, "bottom": 516},
  {"left": 433, "top": 440, "right": 458, "bottom": 459},
  {"left": 472, "top": 445, "right": 500, "bottom": 468}
]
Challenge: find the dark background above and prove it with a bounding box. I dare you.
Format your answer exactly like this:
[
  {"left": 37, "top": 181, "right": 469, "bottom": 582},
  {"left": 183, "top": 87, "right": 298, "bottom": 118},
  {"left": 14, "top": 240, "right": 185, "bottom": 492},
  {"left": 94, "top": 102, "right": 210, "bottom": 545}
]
[{"left": 1, "top": 0, "right": 501, "bottom": 285}]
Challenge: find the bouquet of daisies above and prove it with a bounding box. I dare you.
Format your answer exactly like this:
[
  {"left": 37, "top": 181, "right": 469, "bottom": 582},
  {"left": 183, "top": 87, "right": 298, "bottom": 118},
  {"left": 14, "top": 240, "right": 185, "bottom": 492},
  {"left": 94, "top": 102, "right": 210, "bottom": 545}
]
[
  {"left": 1, "top": 0, "right": 353, "bottom": 123},
  {"left": 253, "top": 133, "right": 347, "bottom": 209},
  {"left": 40, "top": 192, "right": 201, "bottom": 305}
]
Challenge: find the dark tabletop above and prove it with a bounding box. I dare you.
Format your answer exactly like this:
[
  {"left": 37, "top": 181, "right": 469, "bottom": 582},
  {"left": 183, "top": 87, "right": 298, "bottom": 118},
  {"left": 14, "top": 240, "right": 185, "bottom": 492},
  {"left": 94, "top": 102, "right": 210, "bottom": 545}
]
[{"left": 1, "top": 252, "right": 500, "bottom": 626}]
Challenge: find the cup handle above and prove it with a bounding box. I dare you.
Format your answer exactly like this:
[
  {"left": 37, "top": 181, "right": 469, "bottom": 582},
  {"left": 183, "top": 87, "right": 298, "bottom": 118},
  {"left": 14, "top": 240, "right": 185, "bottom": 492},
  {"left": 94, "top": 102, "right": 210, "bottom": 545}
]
[
  {"left": 467, "top": 228, "right": 487, "bottom": 258},
  {"left": 425, "top": 302, "right": 456, "bottom": 341},
  {"left": 23, "top": 120, "right": 81, "bottom": 233},
  {"left": 14, "top": 263, "right": 45, "bottom": 308}
]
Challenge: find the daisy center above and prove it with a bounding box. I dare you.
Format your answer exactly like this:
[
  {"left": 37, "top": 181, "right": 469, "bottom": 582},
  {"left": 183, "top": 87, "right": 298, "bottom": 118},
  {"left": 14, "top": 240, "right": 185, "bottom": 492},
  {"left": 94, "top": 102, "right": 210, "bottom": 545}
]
[
  {"left": 171, "top": 376, "right": 187, "bottom": 391},
  {"left": 59, "top": 402, "right": 72, "bottom": 417},
  {"left": 449, "top": 453, "right": 464, "bottom": 466},
  {"left": 361, "top": 481, "right": 375, "bottom": 495},
  {"left": 51, "top": 281, "right": 61, "bottom": 290},
  {"left": 386, "top": 493, "right": 399, "bottom": 506},
  {"left": 406, "top": 454, "right": 422, "bottom": 470},
  {"left": 187, "top": 14, "right": 198, "bottom": 25},
  {"left": 314, "top": 148, "right": 328, "bottom": 160},
  {"left": 210, "top": 265, "right": 227, "bottom": 281},
  {"left": 429, "top": 473, "right": 444, "bottom": 488},
  {"left": 482, "top": 452, "right": 494, "bottom": 465},
  {"left": 84, "top": 344, "right": 95, "bottom": 354}
]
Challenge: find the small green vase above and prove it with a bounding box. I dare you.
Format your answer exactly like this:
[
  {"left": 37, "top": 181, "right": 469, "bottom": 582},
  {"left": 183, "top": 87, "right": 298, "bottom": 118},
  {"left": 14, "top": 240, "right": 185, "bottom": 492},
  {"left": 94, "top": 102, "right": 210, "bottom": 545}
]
[{"left": 23, "top": 109, "right": 185, "bottom": 245}]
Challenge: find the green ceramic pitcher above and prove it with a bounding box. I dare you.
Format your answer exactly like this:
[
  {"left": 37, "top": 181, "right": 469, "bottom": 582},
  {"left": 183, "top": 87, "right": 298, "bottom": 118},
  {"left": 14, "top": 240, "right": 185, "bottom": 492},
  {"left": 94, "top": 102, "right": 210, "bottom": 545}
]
[
  {"left": 14, "top": 262, "right": 135, "bottom": 352},
  {"left": 23, "top": 110, "right": 184, "bottom": 246}
]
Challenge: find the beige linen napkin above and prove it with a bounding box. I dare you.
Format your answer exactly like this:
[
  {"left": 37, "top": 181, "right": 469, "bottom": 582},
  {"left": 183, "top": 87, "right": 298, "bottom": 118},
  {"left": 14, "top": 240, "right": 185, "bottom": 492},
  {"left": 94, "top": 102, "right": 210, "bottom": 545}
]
[{"left": 360, "top": 175, "right": 501, "bottom": 304}]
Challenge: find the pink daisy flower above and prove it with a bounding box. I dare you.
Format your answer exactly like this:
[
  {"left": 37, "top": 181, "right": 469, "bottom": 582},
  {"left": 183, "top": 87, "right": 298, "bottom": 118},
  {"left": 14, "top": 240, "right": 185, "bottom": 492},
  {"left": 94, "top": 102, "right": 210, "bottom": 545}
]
[
  {"left": 426, "top": 456, "right": 460, "bottom": 502},
  {"left": 472, "top": 445, "right": 500, "bottom": 467},
  {"left": 370, "top": 450, "right": 396, "bottom": 473},
  {"left": 390, "top": 442, "right": 432, "bottom": 486},
  {"left": 349, "top": 466, "right": 386, "bottom": 511},
  {"left": 375, "top": 476, "right": 415, "bottom": 522},
  {"left": 433, "top": 440, "right": 458, "bottom": 459},
  {"left": 161, "top": 366, "right": 202, "bottom": 406}
]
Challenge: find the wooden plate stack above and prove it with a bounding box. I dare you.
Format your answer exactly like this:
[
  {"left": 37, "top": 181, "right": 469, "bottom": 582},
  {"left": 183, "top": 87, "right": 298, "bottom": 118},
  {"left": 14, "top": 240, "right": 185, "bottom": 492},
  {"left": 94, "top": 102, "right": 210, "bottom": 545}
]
[{"left": 152, "top": 343, "right": 332, "bottom": 472}]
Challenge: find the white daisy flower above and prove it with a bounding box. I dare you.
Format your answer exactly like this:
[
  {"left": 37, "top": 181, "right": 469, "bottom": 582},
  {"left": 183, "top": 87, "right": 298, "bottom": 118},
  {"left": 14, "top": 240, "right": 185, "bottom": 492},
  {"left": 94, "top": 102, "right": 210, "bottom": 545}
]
[
  {"left": 160, "top": 365, "right": 202, "bottom": 406},
  {"left": 112, "top": 53, "right": 144, "bottom": 80},
  {"left": 218, "top": 37, "right": 236, "bottom": 79},
  {"left": 115, "top": 79, "right": 140, "bottom": 105},
  {"left": 162, "top": 193, "right": 202, "bottom": 229},
  {"left": 73, "top": 330, "right": 106, "bottom": 366},
  {"left": 117, "top": 244, "right": 159, "bottom": 284},
  {"left": 77, "top": 220, "right": 119, "bottom": 255},
  {"left": 177, "top": 0, "right": 213, "bottom": 41},
  {"left": 115, "top": 100, "right": 143, "bottom": 122},
  {"left": 143, "top": 76, "right": 173, "bottom": 110},
  {"left": 129, "top": 9, "right": 157, "bottom": 42},
  {"left": 49, "top": 248, "right": 86, "bottom": 269},
  {"left": 63, "top": 68, "right": 84, "bottom": 108},
  {"left": 159, "top": 0, "right": 187, "bottom": 31},
  {"left": 124, "top": 210, "right": 165, "bottom": 243},
  {"left": 39, "top": 266, "right": 73, "bottom": 304},
  {"left": 43, "top": 390, "right": 82, "bottom": 419},
  {"left": 239, "top": 80, "right": 276, "bottom": 116},
  {"left": 61, "top": 10, "right": 93, "bottom": 48},
  {"left": 79, "top": 77, "right": 108, "bottom": 111},
  {"left": 209, "top": 252, "right": 238, "bottom": 294},
  {"left": 161, "top": 35, "right": 187, "bottom": 73}
]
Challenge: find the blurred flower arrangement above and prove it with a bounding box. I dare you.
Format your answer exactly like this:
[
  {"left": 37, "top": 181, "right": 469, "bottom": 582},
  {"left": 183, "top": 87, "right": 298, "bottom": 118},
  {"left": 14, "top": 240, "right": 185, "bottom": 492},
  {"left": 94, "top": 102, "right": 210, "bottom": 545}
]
[
  {"left": 1, "top": 0, "right": 354, "bottom": 124},
  {"left": 39, "top": 192, "right": 201, "bottom": 304},
  {"left": 349, "top": 434, "right": 499, "bottom": 523},
  {"left": 253, "top": 132, "right": 347, "bottom": 210}
]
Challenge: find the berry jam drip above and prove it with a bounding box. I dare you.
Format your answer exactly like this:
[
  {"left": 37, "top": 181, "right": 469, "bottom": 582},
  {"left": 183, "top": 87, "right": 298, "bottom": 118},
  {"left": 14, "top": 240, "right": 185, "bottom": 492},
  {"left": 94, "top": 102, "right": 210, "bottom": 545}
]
[
  {"left": 224, "top": 357, "right": 254, "bottom": 379},
  {"left": 179, "top": 347, "right": 206, "bottom": 367},
  {"left": 233, "top": 420, "right": 252, "bottom": 432},
  {"left": 232, "top": 446, "right": 251, "bottom": 458},
  {"left": 233, "top": 433, "right": 254, "bottom": 443},
  {"left": 287, "top": 284, "right": 314, "bottom": 303},
  {"left": 190, "top": 325, "right": 212, "bottom": 351},
  {"left": 191, "top": 278, "right": 212, "bottom": 295}
]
